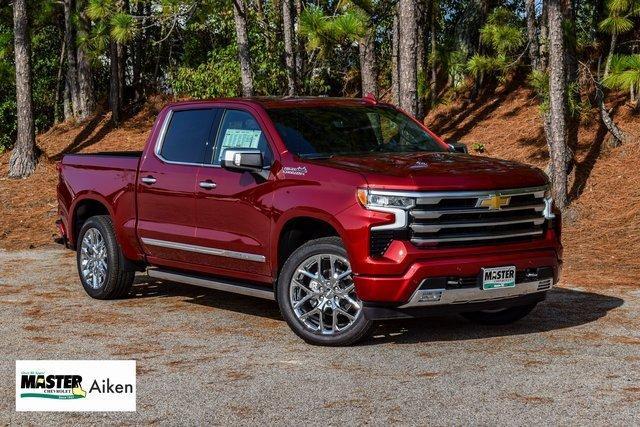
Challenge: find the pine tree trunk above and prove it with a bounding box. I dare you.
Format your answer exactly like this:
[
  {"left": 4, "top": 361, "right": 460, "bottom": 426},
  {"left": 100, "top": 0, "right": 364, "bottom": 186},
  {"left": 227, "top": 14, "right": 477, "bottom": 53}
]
[
  {"left": 109, "top": 38, "right": 120, "bottom": 125},
  {"left": 9, "top": 0, "right": 37, "bottom": 178},
  {"left": 398, "top": 0, "right": 418, "bottom": 117},
  {"left": 294, "top": 0, "right": 304, "bottom": 81},
  {"left": 64, "top": 0, "right": 80, "bottom": 119},
  {"left": 604, "top": 32, "right": 617, "bottom": 79},
  {"left": 54, "top": 39, "right": 66, "bottom": 124},
  {"left": 526, "top": 0, "right": 540, "bottom": 69},
  {"left": 546, "top": 0, "right": 568, "bottom": 208},
  {"left": 391, "top": 14, "right": 400, "bottom": 105},
  {"left": 282, "top": 0, "right": 297, "bottom": 96},
  {"left": 233, "top": 0, "right": 254, "bottom": 97},
  {"left": 358, "top": 30, "right": 377, "bottom": 97},
  {"left": 76, "top": 3, "right": 95, "bottom": 120},
  {"left": 429, "top": 0, "right": 437, "bottom": 104},
  {"left": 539, "top": 2, "right": 549, "bottom": 71}
]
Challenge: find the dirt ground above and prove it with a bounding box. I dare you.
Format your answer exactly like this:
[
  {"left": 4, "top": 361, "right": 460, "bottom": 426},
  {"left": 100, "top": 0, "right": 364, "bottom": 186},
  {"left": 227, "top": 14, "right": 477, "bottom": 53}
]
[{"left": 1, "top": 247, "right": 639, "bottom": 424}]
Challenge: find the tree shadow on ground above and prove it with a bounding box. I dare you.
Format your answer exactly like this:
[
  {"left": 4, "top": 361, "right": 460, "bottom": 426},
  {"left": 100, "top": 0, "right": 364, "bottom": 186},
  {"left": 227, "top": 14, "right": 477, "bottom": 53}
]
[
  {"left": 569, "top": 122, "right": 608, "bottom": 199},
  {"left": 129, "top": 275, "right": 623, "bottom": 344},
  {"left": 365, "top": 287, "right": 623, "bottom": 345},
  {"left": 427, "top": 78, "right": 522, "bottom": 141},
  {"left": 128, "top": 275, "right": 282, "bottom": 321}
]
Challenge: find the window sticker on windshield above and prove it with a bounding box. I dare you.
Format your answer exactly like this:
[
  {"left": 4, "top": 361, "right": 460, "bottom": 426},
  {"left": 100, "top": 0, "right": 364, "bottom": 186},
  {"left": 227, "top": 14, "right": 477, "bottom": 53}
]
[{"left": 220, "top": 129, "right": 262, "bottom": 149}]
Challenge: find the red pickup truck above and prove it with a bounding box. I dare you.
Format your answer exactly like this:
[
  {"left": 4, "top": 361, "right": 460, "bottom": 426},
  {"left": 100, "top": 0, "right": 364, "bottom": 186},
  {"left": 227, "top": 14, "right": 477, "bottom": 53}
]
[{"left": 57, "top": 97, "right": 562, "bottom": 346}]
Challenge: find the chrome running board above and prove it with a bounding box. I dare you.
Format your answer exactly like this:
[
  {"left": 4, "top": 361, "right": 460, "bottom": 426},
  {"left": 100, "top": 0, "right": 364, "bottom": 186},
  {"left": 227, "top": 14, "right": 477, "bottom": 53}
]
[{"left": 147, "top": 268, "right": 275, "bottom": 301}]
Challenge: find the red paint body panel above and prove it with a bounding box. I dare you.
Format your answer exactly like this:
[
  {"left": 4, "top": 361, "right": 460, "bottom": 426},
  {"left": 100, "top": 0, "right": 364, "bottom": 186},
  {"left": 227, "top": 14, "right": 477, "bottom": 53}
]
[{"left": 57, "top": 97, "right": 562, "bottom": 305}]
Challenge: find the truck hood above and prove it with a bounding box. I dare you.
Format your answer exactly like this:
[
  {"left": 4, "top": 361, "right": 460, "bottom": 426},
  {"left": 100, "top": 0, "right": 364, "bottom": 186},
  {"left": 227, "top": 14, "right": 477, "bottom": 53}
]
[{"left": 308, "top": 152, "right": 548, "bottom": 191}]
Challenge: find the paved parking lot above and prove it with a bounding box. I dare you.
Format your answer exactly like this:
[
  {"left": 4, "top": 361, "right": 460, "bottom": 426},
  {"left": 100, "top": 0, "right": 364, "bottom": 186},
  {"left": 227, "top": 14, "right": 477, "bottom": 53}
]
[{"left": 1, "top": 247, "right": 639, "bottom": 424}]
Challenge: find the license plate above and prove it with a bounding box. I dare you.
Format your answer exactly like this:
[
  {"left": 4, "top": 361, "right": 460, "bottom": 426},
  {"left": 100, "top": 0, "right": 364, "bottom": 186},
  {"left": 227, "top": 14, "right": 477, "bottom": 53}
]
[{"left": 482, "top": 266, "right": 516, "bottom": 290}]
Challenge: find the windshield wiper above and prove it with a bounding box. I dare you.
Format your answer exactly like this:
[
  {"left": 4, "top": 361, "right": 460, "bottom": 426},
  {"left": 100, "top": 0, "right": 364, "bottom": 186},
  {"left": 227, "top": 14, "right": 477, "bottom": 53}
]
[{"left": 299, "top": 153, "right": 335, "bottom": 159}]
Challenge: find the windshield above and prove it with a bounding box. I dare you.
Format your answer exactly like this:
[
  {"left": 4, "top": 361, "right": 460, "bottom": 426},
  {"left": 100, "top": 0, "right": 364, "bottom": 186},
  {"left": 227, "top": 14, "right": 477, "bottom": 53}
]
[{"left": 267, "top": 106, "right": 445, "bottom": 158}]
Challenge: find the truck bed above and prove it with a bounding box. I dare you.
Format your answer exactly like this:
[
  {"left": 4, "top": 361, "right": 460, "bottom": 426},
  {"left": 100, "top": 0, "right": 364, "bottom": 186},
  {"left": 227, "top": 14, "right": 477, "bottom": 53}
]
[{"left": 58, "top": 151, "right": 143, "bottom": 258}]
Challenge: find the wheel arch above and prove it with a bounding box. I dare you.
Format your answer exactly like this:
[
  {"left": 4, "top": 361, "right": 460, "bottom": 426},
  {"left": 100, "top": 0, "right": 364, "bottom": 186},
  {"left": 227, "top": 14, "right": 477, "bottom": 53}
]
[
  {"left": 273, "top": 211, "right": 348, "bottom": 277},
  {"left": 69, "top": 194, "right": 114, "bottom": 248}
]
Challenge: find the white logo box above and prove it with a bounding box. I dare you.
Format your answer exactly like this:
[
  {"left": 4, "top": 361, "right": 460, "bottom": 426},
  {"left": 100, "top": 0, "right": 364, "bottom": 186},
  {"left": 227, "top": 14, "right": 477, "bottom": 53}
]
[{"left": 16, "top": 360, "right": 136, "bottom": 412}]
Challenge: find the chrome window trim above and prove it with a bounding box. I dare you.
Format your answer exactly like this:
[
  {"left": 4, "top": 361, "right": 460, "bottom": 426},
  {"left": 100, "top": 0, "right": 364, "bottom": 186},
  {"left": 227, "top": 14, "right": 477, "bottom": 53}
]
[
  {"left": 141, "top": 237, "right": 266, "bottom": 263},
  {"left": 154, "top": 108, "right": 274, "bottom": 169},
  {"left": 154, "top": 109, "right": 221, "bottom": 168}
]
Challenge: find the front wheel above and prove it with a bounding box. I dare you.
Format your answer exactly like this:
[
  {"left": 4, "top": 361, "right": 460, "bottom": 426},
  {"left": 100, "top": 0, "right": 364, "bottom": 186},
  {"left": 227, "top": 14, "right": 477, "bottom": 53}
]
[
  {"left": 277, "top": 237, "right": 373, "bottom": 346},
  {"left": 460, "top": 303, "right": 538, "bottom": 325}
]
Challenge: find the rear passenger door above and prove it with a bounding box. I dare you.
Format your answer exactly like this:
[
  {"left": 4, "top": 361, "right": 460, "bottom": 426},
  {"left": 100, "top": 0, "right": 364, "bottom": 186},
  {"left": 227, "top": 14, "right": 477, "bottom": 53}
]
[{"left": 137, "top": 107, "right": 221, "bottom": 265}]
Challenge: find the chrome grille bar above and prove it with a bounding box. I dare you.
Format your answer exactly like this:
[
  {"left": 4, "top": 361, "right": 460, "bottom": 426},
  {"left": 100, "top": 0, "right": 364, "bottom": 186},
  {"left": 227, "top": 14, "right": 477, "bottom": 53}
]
[
  {"left": 410, "top": 203, "right": 545, "bottom": 219},
  {"left": 411, "top": 230, "right": 544, "bottom": 244},
  {"left": 410, "top": 217, "right": 545, "bottom": 233}
]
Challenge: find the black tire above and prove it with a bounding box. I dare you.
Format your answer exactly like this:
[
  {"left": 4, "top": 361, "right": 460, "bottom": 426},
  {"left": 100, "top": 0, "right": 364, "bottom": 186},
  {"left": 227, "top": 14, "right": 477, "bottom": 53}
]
[
  {"left": 461, "top": 303, "right": 538, "bottom": 325},
  {"left": 277, "top": 236, "right": 374, "bottom": 346},
  {"left": 76, "top": 215, "right": 135, "bottom": 299}
]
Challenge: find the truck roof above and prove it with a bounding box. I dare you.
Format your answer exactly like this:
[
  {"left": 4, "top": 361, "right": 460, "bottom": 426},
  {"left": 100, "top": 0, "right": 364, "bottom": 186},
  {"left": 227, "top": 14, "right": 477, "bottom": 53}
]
[{"left": 165, "top": 96, "right": 387, "bottom": 110}]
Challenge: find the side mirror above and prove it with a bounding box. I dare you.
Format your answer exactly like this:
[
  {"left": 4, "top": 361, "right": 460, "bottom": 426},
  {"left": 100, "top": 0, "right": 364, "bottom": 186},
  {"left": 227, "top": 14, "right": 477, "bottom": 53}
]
[
  {"left": 222, "top": 149, "right": 264, "bottom": 172},
  {"left": 448, "top": 142, "right": 468, "bottom": 154}
]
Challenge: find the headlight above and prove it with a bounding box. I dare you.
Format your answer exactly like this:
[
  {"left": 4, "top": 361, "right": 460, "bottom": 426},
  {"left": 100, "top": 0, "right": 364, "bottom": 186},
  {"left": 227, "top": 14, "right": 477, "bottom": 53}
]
[
  {"left": 357, "top": 189, "right": 415, "bottom": 210},
  {"left": 357, "top": 189, "right": 414, "bottom": 231}
]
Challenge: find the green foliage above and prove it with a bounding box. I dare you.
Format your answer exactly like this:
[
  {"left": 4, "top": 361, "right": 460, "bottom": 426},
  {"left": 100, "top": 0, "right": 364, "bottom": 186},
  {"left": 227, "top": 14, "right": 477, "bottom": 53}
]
[
  {"left": 171, "top": 46, "right": 242, "bottom": 98},
  {"left": 529, "top": 71, "right": 591, "bottom": 119},
  {"left": 299, "top": 5, "right": 366, "bottom": 56},
  {"left": 110, "top": 13, "right": 137, "bottom": 43},
  {"left": 466, "top": 54, "right": 506, "bottom": 77},
  {"left": 479, "top": 7, "right": 525, "bottom": 55},
  {"left": 603, "top": 54, "right": 640, "bottom": 92},
  {"left": 528, "top": 69, "right": 550, "bottom": 112},
  {"left": 466, "top": 8, "right": 523, "bottom": 81},
  {"left": 471, "top": 142, "right": 485, "bottom": 153},
  {"left": 599, "top": 0, "right": 640, "bottom": 34}
]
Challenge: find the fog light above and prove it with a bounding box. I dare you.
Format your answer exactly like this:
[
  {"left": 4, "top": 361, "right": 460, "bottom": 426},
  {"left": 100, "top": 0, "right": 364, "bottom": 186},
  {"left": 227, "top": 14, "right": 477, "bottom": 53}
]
[{"left": 418, "top": 289, "right": 444, "bottom": 303}]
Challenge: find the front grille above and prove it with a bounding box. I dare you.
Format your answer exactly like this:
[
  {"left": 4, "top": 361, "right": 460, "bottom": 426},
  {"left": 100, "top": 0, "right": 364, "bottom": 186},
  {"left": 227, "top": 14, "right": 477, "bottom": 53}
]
[{"left": 409, "top": 186, "right": 547, "bottom": 247}]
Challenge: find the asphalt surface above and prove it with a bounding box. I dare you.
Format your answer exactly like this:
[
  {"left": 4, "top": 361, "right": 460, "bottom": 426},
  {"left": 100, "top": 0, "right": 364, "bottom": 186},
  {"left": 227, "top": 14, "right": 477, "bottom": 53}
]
[{"left": 1, "top": 247, "right": 639, "bottom": 425}]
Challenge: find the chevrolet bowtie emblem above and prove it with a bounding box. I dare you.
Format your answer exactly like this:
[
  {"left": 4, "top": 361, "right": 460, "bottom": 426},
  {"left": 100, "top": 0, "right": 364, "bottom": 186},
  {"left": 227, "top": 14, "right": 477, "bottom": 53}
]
[{"left": 478, "top": 194, "right": 511, "bottom": 210}]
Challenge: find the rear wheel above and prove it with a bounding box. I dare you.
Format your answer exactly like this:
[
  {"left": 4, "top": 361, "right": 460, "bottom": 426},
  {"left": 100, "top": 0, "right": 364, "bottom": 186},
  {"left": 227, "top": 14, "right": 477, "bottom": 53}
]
[
  {"left": 461, "top": 303, "right": 538, "bottom": 325},
  {"left": 277, "top": 237, "right": 373, "bottom": 346},
  {"left": 76, "top": 215, "right": 135, "bottom": 299}
]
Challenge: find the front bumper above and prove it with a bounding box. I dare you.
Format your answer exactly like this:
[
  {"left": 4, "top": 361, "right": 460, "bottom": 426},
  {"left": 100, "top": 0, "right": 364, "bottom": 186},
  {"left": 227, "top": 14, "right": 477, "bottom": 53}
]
[
  {"left": 353, "top": 246, "right": 561, "bottom": 304},
  {"left": 363, "top": 291, "right": 547, "bottom": 320}
]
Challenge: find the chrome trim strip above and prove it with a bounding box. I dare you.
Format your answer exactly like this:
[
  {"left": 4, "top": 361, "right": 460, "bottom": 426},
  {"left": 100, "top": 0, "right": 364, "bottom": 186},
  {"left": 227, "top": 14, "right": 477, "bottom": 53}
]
[
  {"left": 369, "top": 185, "right": 548, "bottom": 202},
  {"left": 141, "top": 237, "right": 266, "bottom": 262},
  {"left": 410, "top": 217, "right": 545, "bottom": 233},
  {"left": 370, "top": 207, "right": 408, "bottom": 231},
  {"left": 399, "top": 278, "right": 553, "bottom": 308},
  {"left": 410, "top": 230, "right": 543, "bottom": 244},
  {"left": 410, "top": 204, "right": 545, "bottom": 219},
  {"left": 147, "top": 268, "right": 275, "bottom": 300}
]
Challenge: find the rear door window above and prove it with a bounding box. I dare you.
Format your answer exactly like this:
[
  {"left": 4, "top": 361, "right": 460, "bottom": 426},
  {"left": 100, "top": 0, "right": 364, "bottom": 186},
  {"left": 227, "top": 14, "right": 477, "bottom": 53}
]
[{"left": 159, "top": 109, "right": 217, "bottom": 164}]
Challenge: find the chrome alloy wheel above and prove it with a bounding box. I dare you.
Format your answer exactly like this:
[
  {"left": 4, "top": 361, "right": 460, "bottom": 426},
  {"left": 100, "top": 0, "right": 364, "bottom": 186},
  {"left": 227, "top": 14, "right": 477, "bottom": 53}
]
[
  {"left": 79, "top": 228, "right": 108, "bottom": 289},
  {"left": 289, "top": 254, "right": 362, "bottom": 335}
]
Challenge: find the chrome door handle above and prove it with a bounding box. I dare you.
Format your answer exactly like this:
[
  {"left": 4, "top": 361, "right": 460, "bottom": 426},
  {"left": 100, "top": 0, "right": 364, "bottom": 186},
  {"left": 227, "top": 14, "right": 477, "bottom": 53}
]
[
  {"left": 199, "top": 180, "right": 217, "bottom": 190},
  {"left": 141, "top": 176, "right": 157, "bottom": 185}
]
